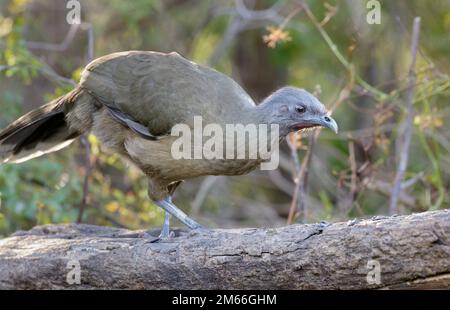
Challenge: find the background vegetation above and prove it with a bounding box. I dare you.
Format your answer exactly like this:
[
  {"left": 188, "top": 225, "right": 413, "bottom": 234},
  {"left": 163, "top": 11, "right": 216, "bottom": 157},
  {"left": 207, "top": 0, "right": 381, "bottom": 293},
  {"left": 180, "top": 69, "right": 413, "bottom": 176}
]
[{"left": 0, "top": 0, "right": 449, "bottom": 237}]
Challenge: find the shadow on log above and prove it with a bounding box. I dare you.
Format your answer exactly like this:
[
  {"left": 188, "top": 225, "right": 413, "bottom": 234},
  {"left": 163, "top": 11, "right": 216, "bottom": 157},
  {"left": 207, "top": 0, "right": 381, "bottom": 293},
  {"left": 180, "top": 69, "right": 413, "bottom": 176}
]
[{"left": 0, "top": 210, "right": 449, "bottom": 289}]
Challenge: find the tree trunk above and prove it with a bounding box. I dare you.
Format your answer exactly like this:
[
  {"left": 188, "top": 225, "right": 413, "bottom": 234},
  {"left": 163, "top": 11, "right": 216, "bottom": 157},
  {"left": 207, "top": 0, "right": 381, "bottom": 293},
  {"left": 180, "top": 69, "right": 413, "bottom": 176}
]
[{"left": 0, "top": 210, "right": 448, "bottom": 289}]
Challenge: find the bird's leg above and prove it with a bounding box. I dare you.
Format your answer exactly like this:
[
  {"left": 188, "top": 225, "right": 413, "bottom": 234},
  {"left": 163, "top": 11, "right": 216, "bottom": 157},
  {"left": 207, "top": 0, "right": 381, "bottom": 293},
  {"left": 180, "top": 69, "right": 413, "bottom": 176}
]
[
  {"left": 159, "top": 211, "right": 171, "bottom": 238},
  {"left": 149, "top": 179, "right": 204, "bottom": 237},
  {"left": 155, "top": 197, "right": 203, "bottom": 230}
]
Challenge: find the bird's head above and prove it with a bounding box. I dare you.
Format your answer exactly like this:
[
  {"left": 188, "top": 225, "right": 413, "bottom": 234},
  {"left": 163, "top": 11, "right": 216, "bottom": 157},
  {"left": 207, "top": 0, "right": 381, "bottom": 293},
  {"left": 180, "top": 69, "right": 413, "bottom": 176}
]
[{"left": 261, "top": 87, "right": 338, "bottom": 137}]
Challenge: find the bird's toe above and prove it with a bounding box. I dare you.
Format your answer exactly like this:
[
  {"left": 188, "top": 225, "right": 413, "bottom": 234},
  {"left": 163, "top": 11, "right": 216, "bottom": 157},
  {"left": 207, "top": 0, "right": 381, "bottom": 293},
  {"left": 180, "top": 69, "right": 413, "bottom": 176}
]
[{"left": 188, "top": 225, "right": 211, "bottom": 236}]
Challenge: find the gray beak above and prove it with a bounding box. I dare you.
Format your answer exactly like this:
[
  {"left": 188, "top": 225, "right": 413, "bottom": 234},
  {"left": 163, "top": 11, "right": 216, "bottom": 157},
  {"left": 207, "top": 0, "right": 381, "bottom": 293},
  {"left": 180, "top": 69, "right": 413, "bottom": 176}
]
[{"left": 321, "top": 115, "right": 338, "bottom": 134}]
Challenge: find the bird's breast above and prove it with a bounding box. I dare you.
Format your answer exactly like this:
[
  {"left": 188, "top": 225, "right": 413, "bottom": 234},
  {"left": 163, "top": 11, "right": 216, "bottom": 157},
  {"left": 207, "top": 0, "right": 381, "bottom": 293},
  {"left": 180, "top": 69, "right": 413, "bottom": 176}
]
[{"left": 123, "top": 130, "right": 268, "bottom": 182}]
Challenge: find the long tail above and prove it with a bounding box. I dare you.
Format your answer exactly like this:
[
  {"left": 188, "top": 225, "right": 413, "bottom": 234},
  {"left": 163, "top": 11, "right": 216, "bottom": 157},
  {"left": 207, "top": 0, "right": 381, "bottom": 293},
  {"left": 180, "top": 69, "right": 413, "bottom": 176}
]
[{"left": 0, "top": 87, "right": 95, "bottom": 164}]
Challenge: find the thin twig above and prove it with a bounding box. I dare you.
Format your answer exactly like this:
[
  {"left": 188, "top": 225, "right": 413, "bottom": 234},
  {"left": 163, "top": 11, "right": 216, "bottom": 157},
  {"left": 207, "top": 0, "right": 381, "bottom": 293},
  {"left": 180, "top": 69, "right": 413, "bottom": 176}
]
[
  {"left": 297, "top": 132, "right": 317, "bottom": 222},
  {"left": 208, "top": 14, "right": 242, "bottom": 66},
  {"left": 37, "top": 63, "right": 76, "bottom": 87},
  {"left": 401, "top": 172, "right": 424, "bottom": 189},
  {"left": 25, "top": 22, "right": 83, "bottom": 88},
  {"left": 287, "top": 77, "right": 351, "bottom": 224},
  {"left": 190, "top": 176, "right": 220, "bottom": 216},
  {"left": 286, "top": 130, "right": 320, "bottom": 225},
  {"left": 78, "top": 135, "right": 92, "bottom": 223},
  {"left": 348, "top": 137, "right": 357, "bottom": 207},
  {"left": 268, "top": 170, "right": 295, "bottom": 196},
  {"left": 389, "top": 17, "right": 421, "bottom": 215},
  {"left": 85, "top": 23, "right": 94, "bottom": 62},
  {"left": 77, "top": 23, "right": 94, "bottom": 223},
  {"left": 286, "top": 133, "right": 302, "bottom": 223},
  {"left": 234, "top": 0, "right": 285, "bottom": 20},
  {"left": 208, "top": 0, "right": 288, "bottom": 66},
  {"left": 287, "top": 86, "right": 323, "bottom": 224},
  {"left": 0, "top": 65, "right": 12, "bottom": 71},
  {"left": 298, "top": 0, "right": 388, "bottom": 101},
  {"left": 26, "top": 24, "right": 79, "bottom": 52}
]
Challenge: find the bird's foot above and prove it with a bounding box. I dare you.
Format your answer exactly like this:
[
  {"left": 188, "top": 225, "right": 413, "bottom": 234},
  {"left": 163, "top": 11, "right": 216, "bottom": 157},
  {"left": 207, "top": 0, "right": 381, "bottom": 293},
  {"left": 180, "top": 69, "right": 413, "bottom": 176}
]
[
  {"left": 142, "top": 230, "right": 175, "bottom": 243},
  {"left": 156, "top": 197, "right": 205, "bottom": 231},
  {"left": 317, "top": 220, "right": 331, "bottom": 231},
  {"left": 155, "top": 211, "right": 175, "bottom": 240},
  {"left": 158, "top": 228, "right": 175, "bottom": 239},
  {"left": 136, "top": 231, "right": 160, "bottom": 243},
  {"left": 188, "top": 225, "right": 211, "bottom": 237}
]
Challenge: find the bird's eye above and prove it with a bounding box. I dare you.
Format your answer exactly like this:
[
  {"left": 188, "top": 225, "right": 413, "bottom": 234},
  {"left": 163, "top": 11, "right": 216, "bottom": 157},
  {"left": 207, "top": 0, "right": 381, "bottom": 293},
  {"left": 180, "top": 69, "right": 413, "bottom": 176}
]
[{"left": 295, "top": 106, "right": 306, "bottom": 114}]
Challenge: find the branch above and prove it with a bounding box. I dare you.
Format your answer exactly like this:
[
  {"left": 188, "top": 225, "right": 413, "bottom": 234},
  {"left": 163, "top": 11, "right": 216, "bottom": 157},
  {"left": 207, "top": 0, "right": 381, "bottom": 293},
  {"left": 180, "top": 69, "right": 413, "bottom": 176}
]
[
  {"left": 298, "top": 1, "right": 387, "bottom": 100},
  {"left": 77, "top": 23, "right": 94, "bottom": 223},
  {"left": 287, "top": 130, "right": 318, "bottom": 224},
  {"left": 37, "top": 63, "right": 77, "bottom": 87},
  {"left": 287, "top": 82, "right": 351, "bottom": 224},
  {"left": 286, "top": 133, "right": 303, "bottom": 223},
  {"left": 0, "top": 210, "right": 448, "bottom": 289},
  {"left": 287, "top": 86, "right": 324, "bottom": 224},
  {"left": 190, "top": 176, "right": 220, "bottom": 216},
  {"left": 26, "top": 24, "right": 80, "bottom": 52},
  {"left": 390, "top": 17, "right": 421, "bottom": 215},
  {"left": 207, "top": 0, "right": 290, "bottom": 66}
]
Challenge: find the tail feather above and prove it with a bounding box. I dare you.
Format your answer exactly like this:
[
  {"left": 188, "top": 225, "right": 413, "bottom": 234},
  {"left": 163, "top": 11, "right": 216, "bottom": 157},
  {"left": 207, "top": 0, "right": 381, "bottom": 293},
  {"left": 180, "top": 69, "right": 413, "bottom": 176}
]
[{"left": 0, "top": 88, "right": 86, "bottom": 164}]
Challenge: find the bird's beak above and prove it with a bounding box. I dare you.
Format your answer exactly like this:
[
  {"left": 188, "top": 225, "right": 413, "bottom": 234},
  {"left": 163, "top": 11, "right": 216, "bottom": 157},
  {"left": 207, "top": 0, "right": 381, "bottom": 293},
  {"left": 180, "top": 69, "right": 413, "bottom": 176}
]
[
  {"left": 290, "top": 114, "right": 338, "bottom": 134},
  {"left": 321, "top": 115, "right": 338, "bottom": 134}
]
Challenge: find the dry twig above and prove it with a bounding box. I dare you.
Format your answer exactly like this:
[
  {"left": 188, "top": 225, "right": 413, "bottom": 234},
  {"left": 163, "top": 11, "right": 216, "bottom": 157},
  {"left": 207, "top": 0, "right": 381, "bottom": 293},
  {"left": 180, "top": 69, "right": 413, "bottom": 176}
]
[
  {"left": 78, "top": 23, "right": 94, "bottom": 223},
  {"left": 390, "top": 17, "right": 421, "bottom": 215}
]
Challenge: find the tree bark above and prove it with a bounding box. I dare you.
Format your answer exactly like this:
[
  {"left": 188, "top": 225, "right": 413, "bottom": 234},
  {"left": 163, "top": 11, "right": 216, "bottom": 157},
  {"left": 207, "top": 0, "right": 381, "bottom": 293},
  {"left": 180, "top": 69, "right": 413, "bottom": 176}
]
[{"left": 0, "top": 210, "right": 449, "bottom": 289}]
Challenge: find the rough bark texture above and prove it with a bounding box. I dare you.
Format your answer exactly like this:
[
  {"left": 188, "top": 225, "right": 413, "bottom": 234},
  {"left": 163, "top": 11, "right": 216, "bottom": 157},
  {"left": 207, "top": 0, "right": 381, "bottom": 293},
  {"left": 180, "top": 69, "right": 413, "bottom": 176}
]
[{"left": 0, "top": 210, "right": 449, "bottom": 289}]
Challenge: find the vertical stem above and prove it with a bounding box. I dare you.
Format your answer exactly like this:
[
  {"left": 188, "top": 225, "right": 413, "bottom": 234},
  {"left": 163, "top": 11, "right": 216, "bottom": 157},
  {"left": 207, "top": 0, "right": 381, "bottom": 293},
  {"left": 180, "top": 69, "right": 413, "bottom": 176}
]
[
  {"left": 77, "top": 24, "right": 94, "bottom": 223},
  {"left": 78, "top": 135, "right": 92, "bottom": 223},
  {"left": 287, "top": 130, "right": 319, "bottom": 225},
  {"left": 299, "top": 1, "right": 387, "bottom": 100},
  {"left": 287, "top": 133, "right": 302, "bottom": 224},
  {"left": 389, "top": 17, "right": 421, "bottom": 215},
  {"left": 347, "top": 138, "right": 357, "bottom": 211},
  {"left": 297, "top": 132, "right": 317, "bottom": 222}
]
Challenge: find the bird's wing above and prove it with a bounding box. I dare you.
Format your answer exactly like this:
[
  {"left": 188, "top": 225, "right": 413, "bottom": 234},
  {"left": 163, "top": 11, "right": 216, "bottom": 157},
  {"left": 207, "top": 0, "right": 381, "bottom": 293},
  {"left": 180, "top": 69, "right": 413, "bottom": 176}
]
[
  {"left": 86, "top": 90, "right": 163, "bottom": 140},
  {"left": 80, "top": 51, "right": 255, "bottom": 137}
]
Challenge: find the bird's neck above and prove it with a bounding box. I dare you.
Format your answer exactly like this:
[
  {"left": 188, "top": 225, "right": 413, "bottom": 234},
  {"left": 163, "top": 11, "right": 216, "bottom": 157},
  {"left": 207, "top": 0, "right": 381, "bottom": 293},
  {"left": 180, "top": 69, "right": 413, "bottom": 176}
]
[
  {"left": 219, "top": 100, "right": 284, "bottom": 139},
  {"left": 251, "top": 100, "right": 289, "bottom": 139},
  {"left": 246, "top": 101, "right": 273, "bottom": 125},
  {"left": 242, "top": 101, "right": 287, "bottom": 142}
]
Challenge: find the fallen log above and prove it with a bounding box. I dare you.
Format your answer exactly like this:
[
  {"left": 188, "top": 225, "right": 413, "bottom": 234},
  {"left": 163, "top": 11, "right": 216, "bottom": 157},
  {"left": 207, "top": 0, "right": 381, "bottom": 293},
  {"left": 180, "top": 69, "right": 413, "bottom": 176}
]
[{"left": 0, "top": 210, "right": 448, "bottom": 289}]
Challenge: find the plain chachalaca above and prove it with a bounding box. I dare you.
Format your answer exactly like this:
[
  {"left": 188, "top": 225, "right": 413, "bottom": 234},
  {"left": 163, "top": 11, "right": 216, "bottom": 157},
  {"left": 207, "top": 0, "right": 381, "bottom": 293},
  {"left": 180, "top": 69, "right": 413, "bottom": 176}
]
[{"left": 0, "top": 51, "right": 338, "bottom": 237}]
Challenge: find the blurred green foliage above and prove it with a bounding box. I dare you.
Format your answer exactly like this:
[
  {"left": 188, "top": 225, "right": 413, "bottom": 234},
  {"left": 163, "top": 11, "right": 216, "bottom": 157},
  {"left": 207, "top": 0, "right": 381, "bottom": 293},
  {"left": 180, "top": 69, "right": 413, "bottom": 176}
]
[{"left": 0, "top": 0, "right": 449, "bottom": 237}]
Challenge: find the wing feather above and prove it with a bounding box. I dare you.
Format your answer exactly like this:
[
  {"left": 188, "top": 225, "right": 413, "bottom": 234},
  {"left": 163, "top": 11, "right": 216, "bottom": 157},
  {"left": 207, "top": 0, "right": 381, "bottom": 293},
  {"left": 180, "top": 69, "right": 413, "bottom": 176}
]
[
  {"left": 80, "top": 51, "right": 255, "bottom": 137},
  {"left": 92, "top": 92, "right": 164, "bottom": 140}
]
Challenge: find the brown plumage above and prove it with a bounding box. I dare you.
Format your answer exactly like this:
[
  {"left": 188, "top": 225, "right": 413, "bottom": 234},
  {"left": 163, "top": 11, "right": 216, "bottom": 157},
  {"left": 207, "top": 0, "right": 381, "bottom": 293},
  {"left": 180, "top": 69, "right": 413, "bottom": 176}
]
[{"left": 0, "top": 51, "right": 338, "bottom": 237}]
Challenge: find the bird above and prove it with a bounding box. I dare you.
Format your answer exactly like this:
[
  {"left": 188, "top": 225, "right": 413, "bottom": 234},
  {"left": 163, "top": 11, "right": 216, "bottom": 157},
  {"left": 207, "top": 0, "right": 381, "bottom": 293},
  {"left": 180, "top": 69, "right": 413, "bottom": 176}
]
[{"left": 0, "top": 51, "right": 338, "bottom": 238}]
